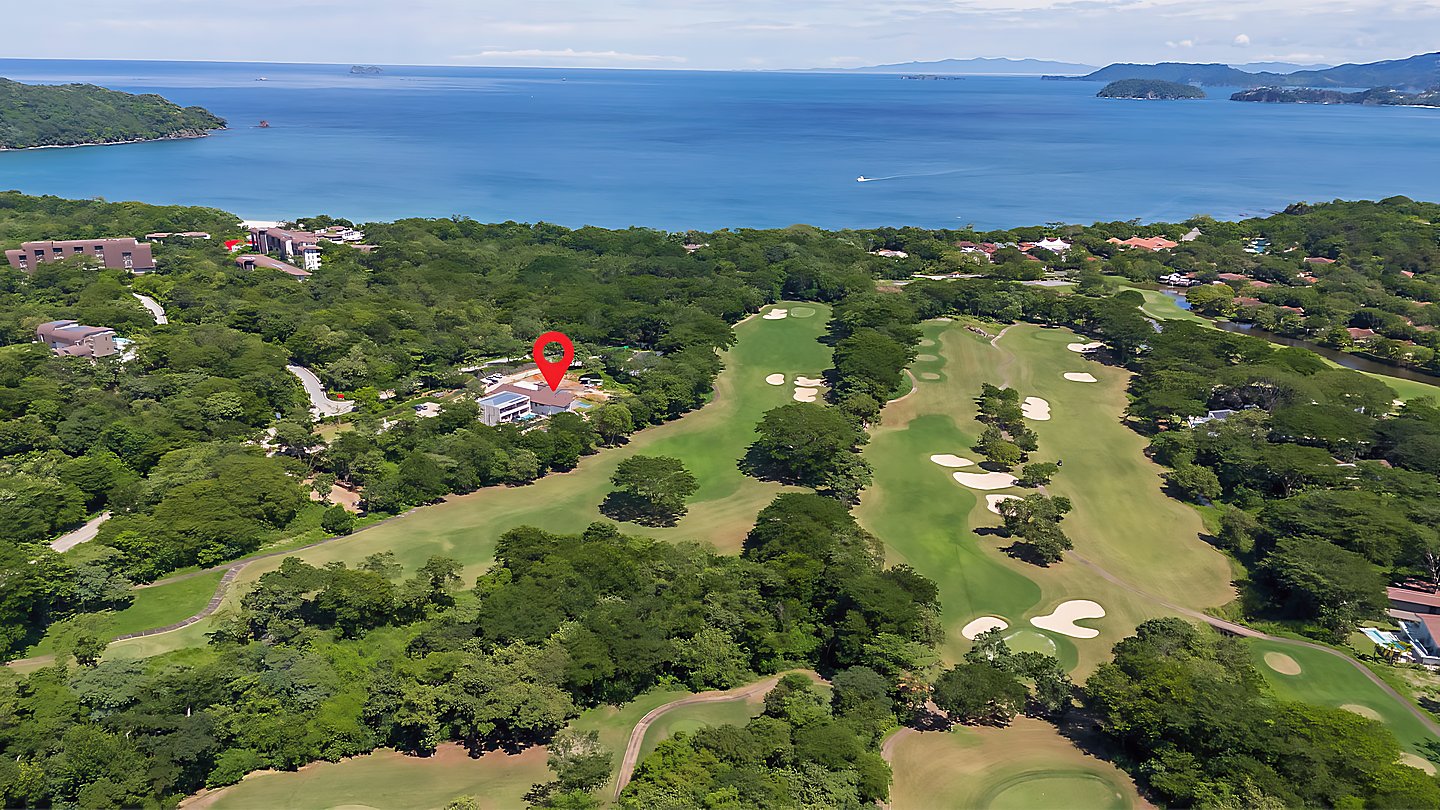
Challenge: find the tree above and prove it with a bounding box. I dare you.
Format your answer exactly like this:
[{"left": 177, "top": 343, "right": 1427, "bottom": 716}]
[
  {"left": 743, "top": 403, "right": 872, "bottom": 502},
  {"left": 1018, "top": 462, "right": 1058, "bottom": 487},
  {"left": 1258, "top": 537, "right": 1386, "bottom": 636},
  {"left": 1167, "top": 463, "right": 1222, "bottom": 503},
  {"left": 931, "top": 663, "right": 1026, "bottom": 725},
  {"left": 546, "top": 729, "right": 612, "bottom": 794},
  {"left": 320, "top": 504, "right": 355, "bottom": 536},
  {"left": 600, "top": 455, "right": 698, "bottom": 526},
  {"left": 982, "top": 440, "right": 1023, "bottom": 470}
]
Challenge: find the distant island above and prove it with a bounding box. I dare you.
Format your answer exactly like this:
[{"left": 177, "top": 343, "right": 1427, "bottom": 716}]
[
  {"left": 1098, "top": 79, "right": 1205, "bottom": 100},
  {"left": 811, "top": 57, "right": 1096, "bottom": 75},
  {"left": 1048, "top": 51, "right": 1440, "bottom": 89},
  {"left": 1232, "top": 86, "right": 1440, "bottom": 107},
  {"left": 901, "top": 74, "right": 964, "bottom": 81},
  {"left": 349, "top": 65, "right": 383, "bottom": 74},
  {"left": 0, "top": 78, "right": 225, "bottom": 150}
]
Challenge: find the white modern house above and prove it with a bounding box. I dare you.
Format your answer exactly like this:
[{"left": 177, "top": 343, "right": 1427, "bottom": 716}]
[{"left": 479, "top": 391, "right": 531, "bottom": 426}]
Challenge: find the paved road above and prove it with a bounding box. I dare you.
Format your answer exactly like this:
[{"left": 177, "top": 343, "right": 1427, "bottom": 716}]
[
  {"left": 49, "top": 511, "right": 110, "bottom": 552},
  {"left": 613, "top": 670, "right": 825, "bottom": 799},
  {"left": 287, "top": 364, "right": 355, "bottom": 419},
  {"left": 132, "top": 292, "right": 168, "bottom": 325}
]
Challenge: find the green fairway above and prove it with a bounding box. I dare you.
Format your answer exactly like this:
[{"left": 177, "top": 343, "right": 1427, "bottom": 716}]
[
  {"left": 1113, "top": 282, "right": 1209, "bottom": 324},
  {"left": 19, "top": 570, "right": 225, "bottom": 661},
  {"left": 190, "top": 744, "right": 550, "bottom": 810},
  {"left": 635, "top": 695, "right": 764, "bottom": 761},
  {"left": 857, "top": 320, "right": 1232, "bottom": 672},
  {"left": 886, "top": 718, "right": 1143, "bottom": 810},
  {"left": 1249, "top": 639, "right": 1439, "bottom": 761},
  {"left": 94, "top": 303, "right": 832, "bottom": 664}
]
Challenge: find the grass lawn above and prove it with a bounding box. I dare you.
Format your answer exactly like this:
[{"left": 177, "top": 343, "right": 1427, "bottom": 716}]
[
  {"left": 885, "top": 718, "right": 1144, "bottom": 810},
  {"left": 857, "top": 320, "right": 1233, "bottom": 673},
  {"left": 1248, "top": 639, "right": 1439, "bottom": 762},
  {"left": 186, "top": 743, "right": 550, "bottom": 810},
  {"left": 94, "top": 303, "right": 832, "bottom": 664},
  {"left": 1111, "top": 282, "right": 1209, "bottom": 324},
  {"left": 634, "top": 693, "right": 765, "bottom": 762}
]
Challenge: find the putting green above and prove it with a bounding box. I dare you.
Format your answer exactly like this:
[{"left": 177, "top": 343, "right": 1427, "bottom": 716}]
[
  {"left": 886, "top": 717, "right": 1143, "bottom": 810},
  {"left": 857, "top": 320, "right": 1232, "bottom": 672},
  {"left": 1004, "top": 629, "right": 1059, "bottom": 655},
  {"left": 788, "top": 306, "right": 817, "bottom": 318},
  {"left": 1248, "top": 639, "right": 1439, "bottom": 759},
  {"left": 93, "top": 303, "right": 833, "bottom": 665},
  {"left": 980, "top": 770, "right": 1131, "bottom": 810}
]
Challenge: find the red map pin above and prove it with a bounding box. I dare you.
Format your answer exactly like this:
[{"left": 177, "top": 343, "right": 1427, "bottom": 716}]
[{"left": 532, "top": 331, "right": 575, "bottom": 392}]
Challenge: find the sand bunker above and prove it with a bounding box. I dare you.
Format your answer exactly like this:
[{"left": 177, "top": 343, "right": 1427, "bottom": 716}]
[
  {"left": 1030, "top": 600, "right": 1106, "bottom": 639},
  {"left": 763, "top": 308, "right": 789, "bottom": 320},
  {"left": 1401, "top": 753, "right": 1438, "bottom": 775},
  {"left": 1067, "top": 341, "right": 1104, "bottom": 353},
  {"left": 1063, "top": 372, "right": 1098, "bottom": 383},
  {"left": 953, "top": 471, "right": 1018, "bottom": 490},
  {"left": 1262, "top": 651, "right": 1302, "bottom": 675},
  {"left": 1341, "top": 704, "right": 1382, "bottom": 721},
  {"left": 792, "top": 388, "right": 819, "bottom": 402},
  {"left": 918, "top": 372, "right": 941, "bottom": 380},
  {"left": 765, "top": 373, "right": 786, "bottom": 386},
  {"left": 914, "top": 354, "right": 939, "bottom": 362},
  {"left": 930, "top": 454, "right": 975, "bottom": 468},
  {"left": 1022, "top": 396, "right": 1051, "bottom": 421},
  {"left": 919, "top": 338, "right": 935, "bottom": 347},
  {"left": 961, "top": 616, "right": 1010, "bottom": 639},
  {"left": 794, "top": 376, "right": 825, "bottom": 387},
  {"left": 986, "top": 494, "right": 1022, "bottom": 514}
]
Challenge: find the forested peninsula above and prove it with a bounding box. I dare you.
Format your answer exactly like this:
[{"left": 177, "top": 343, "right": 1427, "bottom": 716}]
[
  {"left": 1233, "top": 86, "right": 1440, "bottom": 107},
  {"left": 0, "top": 78, "right": 226, "bottom": 150}
]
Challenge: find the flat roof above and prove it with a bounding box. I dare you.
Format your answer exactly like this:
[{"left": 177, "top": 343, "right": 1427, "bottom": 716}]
[{"left": 479, "top": 391, "right": 528, "bottom": 406}]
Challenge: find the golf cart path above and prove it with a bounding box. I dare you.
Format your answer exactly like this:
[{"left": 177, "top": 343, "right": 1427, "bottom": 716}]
[
  {"left": 50, "top": 511, "right": 111, "bottom": 552},
  {"left": 613, "top": 670, "right": 825, "bottom": 799}
]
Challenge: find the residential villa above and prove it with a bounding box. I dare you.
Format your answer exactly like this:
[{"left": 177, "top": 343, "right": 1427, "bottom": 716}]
[
  {"left": 250, "top": 227, "right": 323, "bottom": 271},
  {"left": 955, "top": 241, "right": 1000, "bottom": 262},
  {"left": 1031, "top": 237, "right": 1071, "bottom": 253},
  {"left": 871, "top": 249, "right": 909, "bottom": 259},
  {"left": 478, "top": 391, "right": 532, "bottom": 426},
  {"left": 493, "top": 382, "right": 577, "bottom": 416},
  {"left": 36, "top": 320, "right": 118, "bottom": 358},
  {"left": 1159, "top": 272, "right": 1200, "bottom": 287},
  {"left": 1107, "top": 235, "right": 1179, "bottom": 252},
  {"left": 235, "top": 254, "right": 312, "bottom": 279},
  {"left": 5, "top": 238, "right": 155, "bottom": 273}
]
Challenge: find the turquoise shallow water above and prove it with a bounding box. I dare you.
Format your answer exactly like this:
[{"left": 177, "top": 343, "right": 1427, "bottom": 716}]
[{"left": 1, "top": 58, "right": 1436, "bottom": 229}]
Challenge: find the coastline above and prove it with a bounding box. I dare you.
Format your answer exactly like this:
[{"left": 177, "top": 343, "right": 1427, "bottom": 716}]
[{"left": 0, "top": 129, "right": 223, "bottom": 152}]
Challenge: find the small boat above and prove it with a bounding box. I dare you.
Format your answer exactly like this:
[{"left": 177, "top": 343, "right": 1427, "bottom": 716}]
[
  {"left": 856, "top": 176, "right": 870, "bottom": 182},
  {"left": 257, "top": 120, "right": 271, "bottom": 128},
  {"left": 256, "top": 77, "right": 268, "bottom": 81}
]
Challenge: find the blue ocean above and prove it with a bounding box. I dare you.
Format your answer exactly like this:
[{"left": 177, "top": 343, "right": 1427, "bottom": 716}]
[{"left": 0, "top": 58, "right": 1436, "bottom": 230}]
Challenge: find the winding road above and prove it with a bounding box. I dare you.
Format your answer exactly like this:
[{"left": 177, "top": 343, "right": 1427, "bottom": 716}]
[
  {"left": 132, "top": 292, "right": 168, "bottom": 325},
  {"left": 287, "top": 364, "right": 355, "bottom": 419}
]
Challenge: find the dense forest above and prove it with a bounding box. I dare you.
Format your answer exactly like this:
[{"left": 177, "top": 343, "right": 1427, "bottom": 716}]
[{"left": 0, "top": 79, "right": 225, "bottom": 150}]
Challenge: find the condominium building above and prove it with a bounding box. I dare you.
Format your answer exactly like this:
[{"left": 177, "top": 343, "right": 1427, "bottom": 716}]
[
  {"left": 5, "top": 238, "right": 155, "bottom": 273},
  {"left": 36, "top": 320, "right": 118, "bottom": 358}
]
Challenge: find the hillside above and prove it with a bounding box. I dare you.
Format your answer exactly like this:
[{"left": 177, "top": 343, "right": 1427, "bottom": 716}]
[
  {"left": 1097, "top": 79, "right": 1206, "bottom": 99},
  {"left": 1053, "top": 51, "right": 1440, "bottom": 89},
  {"left": 0, "top": 78, "right": 225, "bottom": 149},
  {"left": 1233, "top": 86, "right": 1440, "bottom": 107}
]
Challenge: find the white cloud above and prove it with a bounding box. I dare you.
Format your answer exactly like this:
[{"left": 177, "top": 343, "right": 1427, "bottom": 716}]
[
  {"left": 1165, "top": 38, "right": 1196, "bottom": 48},
  {"left": 1232, "top": 33, "right": 1251, "bottom": 46},
  {"left": 452, "top": 48, "right": 686, "bottom": 64}
]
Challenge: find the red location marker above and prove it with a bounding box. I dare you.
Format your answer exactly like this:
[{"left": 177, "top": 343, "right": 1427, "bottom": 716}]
[{"left": 532, "top": 331, "right": 575, "bottom": 392}]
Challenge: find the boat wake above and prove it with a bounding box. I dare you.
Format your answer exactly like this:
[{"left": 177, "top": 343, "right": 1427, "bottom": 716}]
[{"left": 855, "top": 167, "right": 991, "bottom": 183}]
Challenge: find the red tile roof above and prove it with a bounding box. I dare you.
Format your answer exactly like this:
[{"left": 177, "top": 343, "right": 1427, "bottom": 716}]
[{"left": 1390, "top": 586, "right": 1440, "bottom": 609}]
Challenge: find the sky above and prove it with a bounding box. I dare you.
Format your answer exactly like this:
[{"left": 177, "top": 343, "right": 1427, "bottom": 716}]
[{"left": 7, "top": 0, "right": 1440, "bottom": 70}]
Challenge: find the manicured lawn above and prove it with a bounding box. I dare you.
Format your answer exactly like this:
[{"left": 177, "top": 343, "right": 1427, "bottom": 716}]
[
  {"left": 857, "top": 320, "right": 1233, "bottom": 673},
  {"left": 18, "top": 570, "right": 225, "bottom": 662},
  {"left": 96, "top": 303, "right": 832, "bottom": 663},
  {"left": 1113, "top": 282, "right": 1209, "bottom": 324},
  {"left": 885, "top": 718, "right": 1143, "bottom": 810},
  {"left": 189, "top": 744, "right": 550, "bottom": 810},
  {"left": 1248, "top": 638, "right": 1439, "bottom": 761}
]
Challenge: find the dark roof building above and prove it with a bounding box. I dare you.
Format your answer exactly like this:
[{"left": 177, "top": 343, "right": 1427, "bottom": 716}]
[{"left": 5, "top": 238, "right": 155, "bottom": 273}]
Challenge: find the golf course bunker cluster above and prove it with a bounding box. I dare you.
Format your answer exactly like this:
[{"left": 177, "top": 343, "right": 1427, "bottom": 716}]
[{"left": 792, "top": 375, "right": 824, "bottom": 402}]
